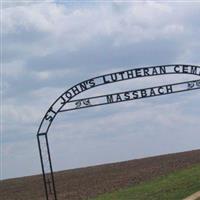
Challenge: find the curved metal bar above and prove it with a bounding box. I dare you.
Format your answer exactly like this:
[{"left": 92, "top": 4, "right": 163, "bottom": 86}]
[
  {"left": 37, "top": 64, "right": 200, "bottom": 136},
  {"left": 36, "top": 64, "right": 200, "bottom": 200}
]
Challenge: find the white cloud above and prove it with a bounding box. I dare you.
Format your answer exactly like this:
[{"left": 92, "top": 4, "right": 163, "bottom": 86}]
[
  {"left": 4, "top": 60, "right": 25, "bottom": 77},
  {"left": 34, "top": 68, "right": 74, "bottom": 81},
  {"left": 3, "top": 1, "right": 200, "bottom": 63},
  {"left": 5, "top": 104, "right": 41, "bottom": 124}
]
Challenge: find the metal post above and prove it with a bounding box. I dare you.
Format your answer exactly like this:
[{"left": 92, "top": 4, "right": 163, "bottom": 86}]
[
  {"left": 37, "top": 135, "right": 49, "bottom": 200},
  {"left": 45, "top": 134, "right": 57, "bottom": 200}
]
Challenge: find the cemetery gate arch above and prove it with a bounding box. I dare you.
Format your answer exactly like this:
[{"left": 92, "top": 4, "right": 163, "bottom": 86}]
[{"left": 37, "top": 64, "right": 200, "bottom": 200}]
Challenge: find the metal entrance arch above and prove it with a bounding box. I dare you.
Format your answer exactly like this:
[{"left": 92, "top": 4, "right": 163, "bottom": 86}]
[{"left": 37, "top": 64, "right": 200, "bottom": 200}]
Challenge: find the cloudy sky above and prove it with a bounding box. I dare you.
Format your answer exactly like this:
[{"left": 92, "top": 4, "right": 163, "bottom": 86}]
[{"left": 2, "top": 1, "right": 200, "bottom": 179}]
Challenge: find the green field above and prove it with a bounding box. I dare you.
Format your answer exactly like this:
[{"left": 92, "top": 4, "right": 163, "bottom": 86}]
[{"left": 91, "top": 164, "right": 200, "bottom": 200}]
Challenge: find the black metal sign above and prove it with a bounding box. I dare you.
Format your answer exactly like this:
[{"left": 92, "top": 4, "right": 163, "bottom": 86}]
[
  {"left": 37, "top": 64, "right": 200, "bottom": 200},
  {"left": 61, "top": 79, "right": 200, "bottom": 112}
]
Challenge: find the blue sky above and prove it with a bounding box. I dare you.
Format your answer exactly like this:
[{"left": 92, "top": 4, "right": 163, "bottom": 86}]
[{"left": 2, "top": 1, "right": 200, "bottom": 179}]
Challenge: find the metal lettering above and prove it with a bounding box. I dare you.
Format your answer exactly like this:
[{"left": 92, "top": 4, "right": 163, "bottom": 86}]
[{"left": 44, "top": 107, "right": 56, "bottom": 122}]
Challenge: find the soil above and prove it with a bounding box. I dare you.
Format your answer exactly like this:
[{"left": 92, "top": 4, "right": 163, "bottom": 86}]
[{"left": 1, "top": 149, "right": 200, "bottom": 200}]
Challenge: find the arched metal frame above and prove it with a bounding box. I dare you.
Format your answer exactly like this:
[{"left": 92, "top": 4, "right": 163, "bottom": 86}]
[{"left": 37, "top": 64, "right": 200, "bottom": 200}]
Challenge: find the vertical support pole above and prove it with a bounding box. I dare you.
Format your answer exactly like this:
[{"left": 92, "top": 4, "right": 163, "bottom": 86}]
[
  {"left": 37, "top": 134, "right": 57, "bottom": 200},
  {"left": 37, "top": 134, "right": 49, "bottom": 200},
  {"left": 45, "top": 134, "right": 57, "bottom": 200}
]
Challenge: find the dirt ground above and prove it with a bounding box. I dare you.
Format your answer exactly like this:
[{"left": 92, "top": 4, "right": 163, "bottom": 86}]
[{"left": 1, "top": 149, "right": 200, "bottom": 200}]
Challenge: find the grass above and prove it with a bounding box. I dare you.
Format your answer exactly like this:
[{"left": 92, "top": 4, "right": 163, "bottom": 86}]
[{"left": 90, "top": 164, "right": 200, "bottom": 200}]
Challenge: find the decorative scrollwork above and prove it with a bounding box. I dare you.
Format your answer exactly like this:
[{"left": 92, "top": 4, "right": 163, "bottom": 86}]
[
  {"left": 187, "top": 80, "right": 200, "bottom": 89},
  {"left": 75, "top": 99, "right": 91, "bottom": 108},
  {"left": 188, "top": 81, "right": 195, "bottom": 89},
  {"left": 75, "top": 100, "right": 81, "bottom": 108},
  {"left": 196, "top": 80, "right": 200, "bottom": 87},
  {"left": 83, "top": 99, "right": 91, "bottom": 106}
]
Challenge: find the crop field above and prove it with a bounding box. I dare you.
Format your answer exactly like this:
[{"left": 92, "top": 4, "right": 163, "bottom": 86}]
[
  {"left": 91, "top": 164, "right": 200, "bottom": 200},
  {"left": 1, "top": 149, "right": 200, "bottom": 200}
]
